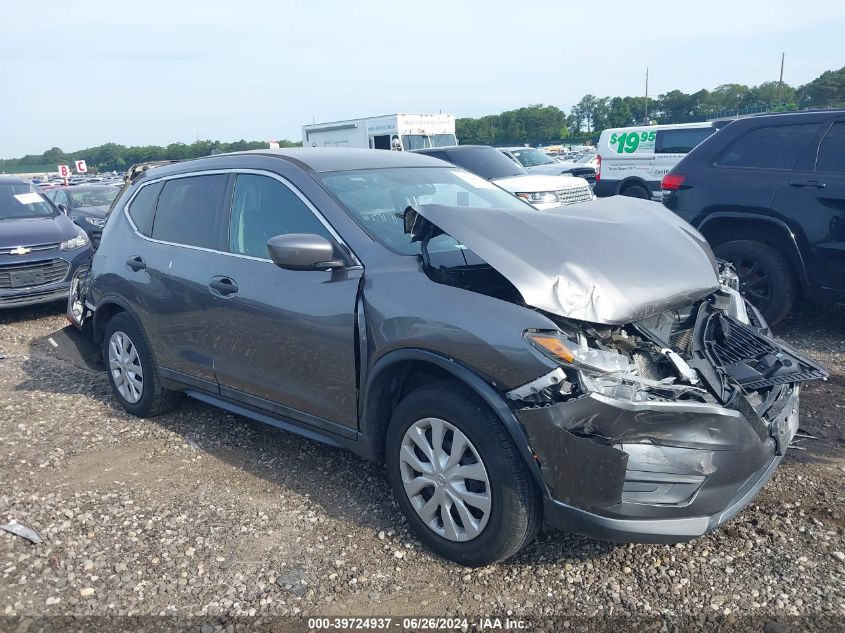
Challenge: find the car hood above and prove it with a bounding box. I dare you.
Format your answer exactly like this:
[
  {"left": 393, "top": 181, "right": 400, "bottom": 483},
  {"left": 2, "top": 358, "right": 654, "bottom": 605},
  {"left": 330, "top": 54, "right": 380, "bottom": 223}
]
[
  {"left": 71, "top": 205, "right": 109, "bottom": 218},
  {"left": 522, "top": 163, "right": 570, "bottom": 176},
  {"left": 414, "top": 197, "right": 720, "bottom": 324},
  {"left": 493, "top": 173, "right": 586, "bottom": 192},
  {"left": 0, "top": 214, "right": 78, "bottom": 249}
]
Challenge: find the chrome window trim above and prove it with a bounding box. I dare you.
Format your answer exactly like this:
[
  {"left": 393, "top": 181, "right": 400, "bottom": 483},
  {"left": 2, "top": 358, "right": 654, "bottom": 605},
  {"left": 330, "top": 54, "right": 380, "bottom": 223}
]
[{"left": 122, "top": 168, "right": 362, "bottom": 267}]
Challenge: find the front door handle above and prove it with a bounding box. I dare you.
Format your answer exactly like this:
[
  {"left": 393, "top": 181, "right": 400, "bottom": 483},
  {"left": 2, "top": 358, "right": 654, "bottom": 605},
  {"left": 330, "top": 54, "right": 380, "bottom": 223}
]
[
  {"left": 209, "top": 276, "right": 238, "bottom": 296},
  {"left": 789, "top": 180, "right": 826, "bottom": 189},
  {"left": 126, "top": 256, "right": 146, "bottom": 271}
]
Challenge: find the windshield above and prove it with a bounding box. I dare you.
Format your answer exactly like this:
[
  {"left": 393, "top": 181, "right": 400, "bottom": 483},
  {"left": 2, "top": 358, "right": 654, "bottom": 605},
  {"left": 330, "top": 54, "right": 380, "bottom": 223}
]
[
  {"left": 443, "top": 147, "right": 527, "bottom": 180},
  {"left": 401, "top": 134, "right": 458, "bottom": 151},
  {"left": 68, "top": 186, "right": 118, "bottom": 208},
  {"left": 510, "top": 148, "right": 556, "bottom": 167},
  {"left": 0, "top": 184, "right": 56, "bottom": 220},
  {"left": 575, "top": 154, "right": 597, "bottom": 164},
  {"left": 317, "top": 167, "right": 532, "bottom": 255}
]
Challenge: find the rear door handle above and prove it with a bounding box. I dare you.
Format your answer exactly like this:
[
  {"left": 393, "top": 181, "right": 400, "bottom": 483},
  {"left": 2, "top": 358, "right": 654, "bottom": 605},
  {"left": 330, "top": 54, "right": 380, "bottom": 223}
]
[
  {"left": 126, "top": 256, "right": 146, "bottom": 271},
  {"left": 789, "top": 180, "right": 826, "bottom": 189},
  {"left": 209, "top": 276, "right": 238, "bottom": 296}
]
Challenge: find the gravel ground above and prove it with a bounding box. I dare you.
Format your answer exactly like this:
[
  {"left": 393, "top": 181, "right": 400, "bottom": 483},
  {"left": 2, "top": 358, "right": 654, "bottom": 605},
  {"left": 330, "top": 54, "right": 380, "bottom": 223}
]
[{"left": 0, "top": 300, "right": 843, "bottom": 629}]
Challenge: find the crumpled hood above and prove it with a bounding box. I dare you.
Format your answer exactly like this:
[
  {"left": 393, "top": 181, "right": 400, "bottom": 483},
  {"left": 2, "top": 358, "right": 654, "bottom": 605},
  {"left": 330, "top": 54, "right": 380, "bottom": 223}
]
[
  {"left": 493, "top": 173, "right": 587, "bottom": 193},
  {"left": 0, "top": 214, "right": 78, "bottom": 249},
  {"left": 414, "top": 197, "right": 720, "bottom": 325}
]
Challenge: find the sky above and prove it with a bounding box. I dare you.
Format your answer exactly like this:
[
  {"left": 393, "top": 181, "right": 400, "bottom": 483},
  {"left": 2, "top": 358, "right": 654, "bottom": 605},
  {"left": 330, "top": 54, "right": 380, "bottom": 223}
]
[{"left": 1, "top": 0, "right": 843, "bottom": 158}]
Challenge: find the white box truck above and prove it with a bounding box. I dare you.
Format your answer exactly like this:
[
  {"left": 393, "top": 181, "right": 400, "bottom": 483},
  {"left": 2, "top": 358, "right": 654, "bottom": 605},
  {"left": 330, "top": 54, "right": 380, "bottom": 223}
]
[{"left": 302, "top": 113, "right": 457, "bottom": 151}]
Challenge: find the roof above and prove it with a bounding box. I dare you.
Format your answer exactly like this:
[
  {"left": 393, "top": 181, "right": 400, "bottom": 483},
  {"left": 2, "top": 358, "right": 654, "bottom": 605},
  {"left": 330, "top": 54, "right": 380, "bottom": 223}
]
[
  {"left": 148, "top": 149, "right": 451, "bottom": 179},
  {"left": 0, "top": 176, "right": 28, "bottom": 185},
  {"left": 414, "top": 145, "right": 491, "bottom": 153}
]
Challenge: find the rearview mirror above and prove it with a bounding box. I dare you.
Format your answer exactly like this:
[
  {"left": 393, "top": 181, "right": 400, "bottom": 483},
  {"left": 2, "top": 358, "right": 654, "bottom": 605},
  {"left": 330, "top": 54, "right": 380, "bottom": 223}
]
[
  {"left": 57, "top": 203, "right": 68, "bottom": 214},
  {"left": 267, "top": 234, "right": 345, "bottom": 271}
]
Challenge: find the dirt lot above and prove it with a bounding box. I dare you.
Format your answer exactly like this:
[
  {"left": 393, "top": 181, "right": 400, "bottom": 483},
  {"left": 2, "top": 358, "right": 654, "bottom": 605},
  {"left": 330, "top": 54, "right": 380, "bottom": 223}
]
[{"left": 1, "top": 300, "right": 843, "bottom": 629}]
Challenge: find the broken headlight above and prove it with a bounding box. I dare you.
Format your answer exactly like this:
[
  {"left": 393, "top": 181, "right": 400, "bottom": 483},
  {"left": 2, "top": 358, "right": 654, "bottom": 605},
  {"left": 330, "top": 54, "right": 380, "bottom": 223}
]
[{"left": 525, "top": 331, "right": 632, "bottom": 374}]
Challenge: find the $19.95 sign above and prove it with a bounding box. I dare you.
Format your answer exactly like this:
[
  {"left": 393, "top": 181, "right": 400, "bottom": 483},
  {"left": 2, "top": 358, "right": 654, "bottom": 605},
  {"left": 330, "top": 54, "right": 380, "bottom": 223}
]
[{"left": 609, "top": 130, "right": 656, "bottom": 154}]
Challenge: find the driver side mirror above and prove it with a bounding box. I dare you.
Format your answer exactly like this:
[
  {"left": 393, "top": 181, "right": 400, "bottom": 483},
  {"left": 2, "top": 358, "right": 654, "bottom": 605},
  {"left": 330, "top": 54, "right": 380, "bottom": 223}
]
[{"left": 267, "top": 234, "right": 346, "bottom": 271}]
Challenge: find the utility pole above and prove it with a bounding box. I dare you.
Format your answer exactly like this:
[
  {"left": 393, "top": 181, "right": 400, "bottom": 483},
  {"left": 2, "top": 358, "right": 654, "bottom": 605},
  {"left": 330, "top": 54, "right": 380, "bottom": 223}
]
[
  {"left": 776, "top": 52, "right": 785, "bottom": 105},
  {"left": 644, "top": 67, "right": 649, "bottom": 124}
]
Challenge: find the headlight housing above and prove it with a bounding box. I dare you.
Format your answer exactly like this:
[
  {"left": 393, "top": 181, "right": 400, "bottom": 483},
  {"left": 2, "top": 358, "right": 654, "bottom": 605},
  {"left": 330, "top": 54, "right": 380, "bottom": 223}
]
[
  {"left": 82, "top": 216, "right": 106, "bottom": 228},
  {"left": 60, "top": 228, "right": 90, "bottom": 250},
  {"left": 515, "top": 191, "right": 559, "bottom": 204},
  {"left": 525, "top": 331, "right": 632, "bottom": 374}
]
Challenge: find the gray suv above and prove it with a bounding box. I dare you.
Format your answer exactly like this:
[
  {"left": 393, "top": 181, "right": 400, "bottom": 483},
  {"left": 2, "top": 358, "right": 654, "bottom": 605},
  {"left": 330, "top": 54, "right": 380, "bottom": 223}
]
[{"left": 68, "top": 149, "right": 827, "bottom": 566}]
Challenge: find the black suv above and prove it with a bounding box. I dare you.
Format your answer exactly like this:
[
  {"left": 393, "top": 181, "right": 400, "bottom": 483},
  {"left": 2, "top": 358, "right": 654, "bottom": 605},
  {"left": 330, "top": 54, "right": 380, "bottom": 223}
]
[{"left": 662, "top": 109, "right": 845, "bottom": 324}]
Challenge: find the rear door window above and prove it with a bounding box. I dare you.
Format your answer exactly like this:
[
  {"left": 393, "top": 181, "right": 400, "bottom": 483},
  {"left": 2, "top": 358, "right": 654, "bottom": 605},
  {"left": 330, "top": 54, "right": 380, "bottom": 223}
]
[
  {"left": 815, "top": 122, "right": 845, "bottom": 174},
  {"left": 151, "top": 175, "right": 228, "bottom": 248},
  {"left": 655, "top": 127, "right": 715, "bottom": 154},
  {"left": 127, "top": 181, "right": 163, "bottom": 237},
  {"left": 716, "top": 123, "right": 821, "bottom": 170}
]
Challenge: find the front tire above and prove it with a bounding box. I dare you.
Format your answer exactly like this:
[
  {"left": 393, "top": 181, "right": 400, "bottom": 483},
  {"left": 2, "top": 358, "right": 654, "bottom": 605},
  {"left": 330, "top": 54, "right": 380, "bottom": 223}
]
[
  {"left": 103, "top": 312, "right": 179, "bottom": 417},
  {"left": 713, "top": 240, "right": 796, "bottom": 325},
  {"left": 621, "top": 184, "right": 650, "bottom": 199},
  {"left": 386, "top": 380, "right": 541, "bottom": 566}
]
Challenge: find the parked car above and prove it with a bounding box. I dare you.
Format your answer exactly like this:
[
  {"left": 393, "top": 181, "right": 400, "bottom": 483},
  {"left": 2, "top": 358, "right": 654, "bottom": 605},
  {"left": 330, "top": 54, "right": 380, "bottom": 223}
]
[
  {"left": 662, "top": 109, "right": 845, "bottom": 324},
  {"left": 67, "top": 149, "right": 827, "bottom": 566},
  {"left": 413, "top": 145, "right": 593, "bottom": 209},
  {"left": 596, "top": 122, "right": 718, "bottom": 200},
  {"left": 0, "top": 177, "right": 93, "bottom": 309},
  {"left": 43, "top": 185, "right": 118, "bottom": 246},
  {"left": 553, "top": 153, "right": 598, "bottom": 185},
  {"left": 498, "top": 146, "right": 575, "bottom": 176}
]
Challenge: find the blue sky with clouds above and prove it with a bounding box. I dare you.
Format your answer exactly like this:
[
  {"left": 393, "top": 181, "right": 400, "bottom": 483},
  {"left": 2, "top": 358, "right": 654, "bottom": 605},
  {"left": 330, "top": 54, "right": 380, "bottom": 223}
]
[{"left": 1, "top": 0, "right": 842, "bottom": 157}]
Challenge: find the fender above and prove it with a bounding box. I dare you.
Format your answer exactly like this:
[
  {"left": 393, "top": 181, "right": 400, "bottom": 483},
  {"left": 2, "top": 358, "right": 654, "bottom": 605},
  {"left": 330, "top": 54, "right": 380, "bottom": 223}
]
[
  {"left": 92, "top": 294, "right": 136, "bottom": 342},
  {"left": 360, "top": 348, "right": 550, "bottom": 496},
  {"left": 695, "top": 212, "right": 810, "bottom": 290}
]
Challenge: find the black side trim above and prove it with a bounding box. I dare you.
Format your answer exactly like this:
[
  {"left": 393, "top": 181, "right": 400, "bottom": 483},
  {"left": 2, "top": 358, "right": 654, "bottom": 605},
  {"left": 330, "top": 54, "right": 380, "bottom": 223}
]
[
  {"left": 219, "top": 385, "right": 357, "bottom": 441},
  {"left": 159, "top": 366, "right": 220, "bottom": 394}
]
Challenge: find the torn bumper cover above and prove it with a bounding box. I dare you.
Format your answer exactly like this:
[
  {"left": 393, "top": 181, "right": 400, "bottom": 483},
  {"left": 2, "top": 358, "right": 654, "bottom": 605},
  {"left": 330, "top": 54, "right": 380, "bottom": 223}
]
[{"left": 518, "top": 386, "right": 801, "bottom": 543}]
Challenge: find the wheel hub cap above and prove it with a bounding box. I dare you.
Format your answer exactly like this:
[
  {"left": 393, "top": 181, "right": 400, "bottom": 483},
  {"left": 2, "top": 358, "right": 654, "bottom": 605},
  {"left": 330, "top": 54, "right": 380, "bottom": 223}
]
[
  {"left": 108, "top": 331, "right": 144, "bottom": 404},
  {"left": 398, "top": 417, "right": 491, "bottom": 542}
]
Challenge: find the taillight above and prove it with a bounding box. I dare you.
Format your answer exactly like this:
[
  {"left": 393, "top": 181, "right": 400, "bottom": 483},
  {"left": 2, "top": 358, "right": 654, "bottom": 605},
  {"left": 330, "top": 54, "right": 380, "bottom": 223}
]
[
  {"left": 595, "top": 155, "right": 601, "bottom": 181},
  {"left": 661, "top": 173, "right": 686, "bottom": 191}
]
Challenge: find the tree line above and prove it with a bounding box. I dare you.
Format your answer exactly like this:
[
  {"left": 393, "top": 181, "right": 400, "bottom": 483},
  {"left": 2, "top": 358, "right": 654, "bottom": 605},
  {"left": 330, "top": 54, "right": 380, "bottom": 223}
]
[
  {"left": 2, "top": 66, "right": 842, "bottom": 172},
  {"left": 0, "top": 139, "right": 301, "bottom": 174},
  {"left": 456, "top": 66, "right": 844, "bottom": 146}
]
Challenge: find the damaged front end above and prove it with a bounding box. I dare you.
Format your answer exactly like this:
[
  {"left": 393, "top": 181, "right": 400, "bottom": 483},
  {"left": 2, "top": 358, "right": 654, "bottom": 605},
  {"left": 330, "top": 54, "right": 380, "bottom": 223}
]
[{"left": 507, "top": 274, "right": 829, "bottom": 542}]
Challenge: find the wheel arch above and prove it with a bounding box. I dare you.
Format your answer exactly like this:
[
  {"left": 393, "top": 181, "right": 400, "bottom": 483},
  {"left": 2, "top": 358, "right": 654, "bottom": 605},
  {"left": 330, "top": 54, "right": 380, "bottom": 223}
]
[
  {"left": 696, "top": 213, "right": 810, "bottom": 292},
  {"left": 359, "top": 349, "right": 548, "bottom": 494},
  {"left": 92, "top": 296, "right": 133, "bottom": 343},
  {"left": 618, "top": 177, "right": 653, "bottom": 196}
]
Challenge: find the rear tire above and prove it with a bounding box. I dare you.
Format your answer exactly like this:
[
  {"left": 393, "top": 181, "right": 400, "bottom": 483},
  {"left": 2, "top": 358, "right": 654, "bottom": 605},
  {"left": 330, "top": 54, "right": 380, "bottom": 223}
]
[
  {"left": 713, "top": 240, "right": 796, "bottom": 325},
  {"left": 103, "top": 312, "right": 180, "bottom": 417},
  {"left": 621, "top": 184, "right": 650, "bottom": 199},
  {"left": 386, "top": 380, "right": 542, "bottom": 566}
]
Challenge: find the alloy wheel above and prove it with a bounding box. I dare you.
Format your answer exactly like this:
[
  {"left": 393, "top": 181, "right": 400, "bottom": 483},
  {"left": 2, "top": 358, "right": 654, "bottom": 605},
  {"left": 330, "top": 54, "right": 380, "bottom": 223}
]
[
  {"left": 727, "top": 255, "right": 772, "bottom": 313},
  {"left": 398, "top": 417, "right": 491, "bottom": 542},
  {"left": 108, "top": 331, "right": 144, "bottom": 404}
]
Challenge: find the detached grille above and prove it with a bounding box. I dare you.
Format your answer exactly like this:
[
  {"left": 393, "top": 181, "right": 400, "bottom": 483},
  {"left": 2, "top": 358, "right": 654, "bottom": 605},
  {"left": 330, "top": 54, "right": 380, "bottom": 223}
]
[
  {"left": 0, "top": 259, "right": 70, "bottom": 288},
  {"left": 706, "top": 315, "right": 828, "bottom": 390},
  {"left": 556, "top": 184, "right": 593, "bottom": 205}
]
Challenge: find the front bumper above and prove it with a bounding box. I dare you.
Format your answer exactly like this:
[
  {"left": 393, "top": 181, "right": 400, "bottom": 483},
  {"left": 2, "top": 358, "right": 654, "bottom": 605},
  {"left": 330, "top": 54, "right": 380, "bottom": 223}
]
[
  {"left": 519, "top": 386, "right": 800, "bottom": 543},
  {"left": 0, "top": 247, "right": 92, "bottom": 310}
]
